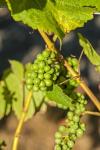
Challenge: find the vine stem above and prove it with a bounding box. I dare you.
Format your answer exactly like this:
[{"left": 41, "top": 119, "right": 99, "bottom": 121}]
[
  {"left": 12, "top": 91, "right": 32, "bottom": 150},
  {"left": 39, "top": 30, "right": 100, "bottom": 111},
  {"left": 83, "top": 111, "right": 100, "bottom": 117}
]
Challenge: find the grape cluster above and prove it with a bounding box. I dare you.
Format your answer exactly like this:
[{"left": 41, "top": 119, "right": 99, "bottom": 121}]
[
  {"left": 54, "top": 92, "right": 87, "bottom": 150},
  {"left": 26, "top": 49, "right": 61, "bottom": 91}
]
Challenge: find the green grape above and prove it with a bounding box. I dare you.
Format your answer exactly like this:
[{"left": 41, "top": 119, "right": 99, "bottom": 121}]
[
  {"left": 33, "top": 85, "right": 39, "bottom": 91},
  {"left": 39, "top": 61, "right": 45, "bottom": 68},
  {"left": 44, "top": 73, "right": 51, "bottom": 79},
  {"left": 38, "top": 68, "right": 44, "bottom": 73},
  {"left": 43, "top": 50, "right": 50, "bottom": 58},
  {"left": 71, "top": 134, "right": 77, "bottom": 141},
  {"left": 55, "top": 139, "right": 62, "bottom": 144},
  {"left": 55, "top": 145, "right": 61, "bottom": 150},
  {"left": 26, "top": 84, "right": 33, "bottom": 90},
  {"left": 45, "top": 79, "right": 52, "bottom": 86},
  {"left": 69, "top": 127, "right": 76, "bottom": 134},
  {"left": 31, "top": 72, "right": 37, "bottom": 79},
  {"left": 38, "top": 74, "right": 44, "bottom": 80},
  {"left": 67, "top": 141, "right": 74, "bottom": 148},
  {"left": 32, "top": 64, "right": 38, "bottom": 71},
  {"left": 26, "top": 72, "right": 31, "bottom": 78},
  {"left": 49, "top": 68, "right": 54, "bottom": 74},
  {"left": 26, "top": 78, "right": 33, "bottom": 84},
  {"left": 58, "top": 126, "right": 66, "bottom": 133},
  {"left": 55, "top": 132, "right": 62, "bottom": 139},
  {"left": 62, "top": 144, "right": 68, "bottom": 150},
  {"left": 47, "top": 59, "right": 53, "bottom": 64},
  {"left": 67, "top": 112, "right": 74, "bottom": 120},
  {"left": 73, "top": 116, "right": 80, "bottom": 122},
  {"left": 37, "top": 54, "right": 44, "bottom": 60},
  {"left": 76, "top": 129, "right": 84, "bottom": 137},
  {"left": 50, "top": 52, "right": 56, "bottom": 58},
  {"left": 40, "top": 87, "right": 47, "bottom": 91},
  {"left": 39, "top": 81, "right": 46, "bottom": 87},
  {"left": 72, "top": 124, "right": 78, "bottom": 130},
  {"left": 53, "top": 75, "right": 57, "bottom": 81},
  {"left": 34, "top": 78, "right": 40, "bottom": 85},
  {"left": 80, "top": 123, "right": 86, "bottom": 131},
  {"left": 55, "top": 64, "right": 60, "bottom": 70},
  {"left": 44, "top": 65, "right": 51, "bottom": 72}
]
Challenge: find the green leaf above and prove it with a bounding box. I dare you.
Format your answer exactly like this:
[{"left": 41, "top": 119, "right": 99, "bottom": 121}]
[
  {"left": 9, "top": 60, "right": 24, "bottom": 80},
  {"left": 46, "top": 85, "right": 72, "bottom": 108},
  {"left": 0, "top": 81, "right": 12, "bottom": 119},
  {"left": 25, "top": 90, "right": 45, "bottom": 120},
  {"left": 78, "top": 33, "right": 100, "bottom": 72},
  {"left": 2, "top": 0, "right": 100, "bottom": 39}
]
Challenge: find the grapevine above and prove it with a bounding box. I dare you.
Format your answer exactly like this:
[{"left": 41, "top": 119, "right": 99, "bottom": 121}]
[{"left": 0, "top": 1, "right": 100, "bottom": 150}]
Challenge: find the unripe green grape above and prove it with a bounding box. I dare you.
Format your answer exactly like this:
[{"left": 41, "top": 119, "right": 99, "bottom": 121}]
[
  {"left": 31, "top": 72, "right": 37, "bottom": 79},
  {"left": 38, "top": 74, "right": 44, "bottom": 80},
  {"left": 73, "top": 116, "right": 80, "bottom": 122},
  {"left": 53, "top": 75, "right": 57, "bottom": 81},
  {"left": 49, "top": 68, "right": 54, "bottom": 74},
  {"left": 26, "top": 72, "right": 31, "bottom": 78},
  {"left": 40, "top": 87, "right": 47, "bottom": 91},
  {"left": 55, "top": 145, "right": 61, "bottom": 150},
  {"left": 80, "top": 123, "right": 86, "bottom": 131},
  {"left": 71, "top": 134, "right": 77, "bottom": 141},
  {"left": 43, "top": 50, "right": 50, "bottom": 58},
  {"left": 67, "top": 112, "right": 74, "bottom": 120},
  {"left": 37, "top": 54, "right": 44, "bottom": 60},
  {"left": 39, "top": 61, "right": 45, "bottom": 68},
  {"left": 58, "top": 126, "right": 66, "bottom": 133},
  {"left": 44, "top": 65, "right": 51, "bottom": 72},
  {"left": 55, "top": 139, "right": 61, "bottom": 144},
  {"left": 69, "top": 127, "right": 76, "bottom": 134},
  {"left": 55, "top": 64, "right": 60, "bottom": 70},
  {"left": 67, "top": 140, "right": 74, "bottom": 148},
  {"left": 45, "top": 79, "right": 52, "bottom": 87},
  {"left": 47, "top": 59, "right": 53, "bottom": 64},
  {"left": 26, "top": 84, "right": 33, "bottom": 90},
  {"left": 50, "top": 52, "right": 56, "bottom": 58},
  {"left": 34, "top": 78, "right": 40, "bottom": 85},
  {"left": 32, "top": 64, "right": 38, "bottom": 71},
  {"left": 44, "top": 73, "right": 51, "bottom": 79},
  {"left": 72, "top": 124, "right": 78, "bottom": 130},
  {"left": 62, "top": 144, "right": 68, "bottom": 150},
  {"left": 39, "top": 81, "right": 46, "bottom": 87},
  {"left": 26, "top": 78, "right": 33, "bottom": 84},
  {"left": 76, "top": 129, "right": 84, "bottom": 137},
  {"left": 33, "top": 85, "right": 39, "bottom": 91},
  {"left": 75, "top": 109, "right": 81, "bottom": 115},
  {"left": 38, "top": 68, "right": 44, "bottom": 73},
  {"left": 55, "top": 132, "right": 62, "bottom": 139}
]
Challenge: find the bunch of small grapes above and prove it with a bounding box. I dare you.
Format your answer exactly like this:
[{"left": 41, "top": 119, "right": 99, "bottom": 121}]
[
  {"left": 26, "top": 49, "right": 61, "bottom": 91},
  {"left": 54, "top": 92, "right": 87, "bottom": 150}
]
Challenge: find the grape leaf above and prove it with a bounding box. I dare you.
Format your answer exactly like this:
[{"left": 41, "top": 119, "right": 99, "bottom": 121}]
[
  {"left": 78, "top": 33, "right": 100, "bottom": 72},
  {"left": 0, "top": 81, "right": 11, "bottom": 119},
  {"left": 1, "top": 0, "right": 100, "bottom": 39},
  {"left": 46, "top": 85, "right": 72, "bottom": 108}
]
